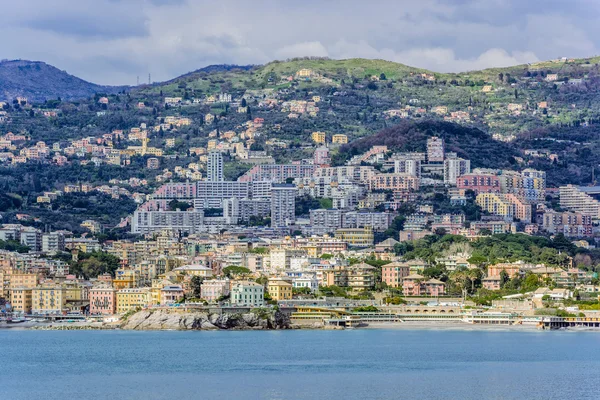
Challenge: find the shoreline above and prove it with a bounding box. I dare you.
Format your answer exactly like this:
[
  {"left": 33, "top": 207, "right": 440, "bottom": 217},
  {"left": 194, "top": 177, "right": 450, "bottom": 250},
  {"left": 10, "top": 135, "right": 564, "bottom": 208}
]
[{"left": 3, "top": 320, "right": 598, "bottom": 332}]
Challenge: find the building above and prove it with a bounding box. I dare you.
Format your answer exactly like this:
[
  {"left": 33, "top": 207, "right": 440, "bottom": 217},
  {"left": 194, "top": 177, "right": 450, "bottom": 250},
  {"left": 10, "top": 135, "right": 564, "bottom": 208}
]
[
  {"left": 239, "top": 164, "right": 315, "bottom": 183},
  {"left": 444, "top": 158, "right": 471, "bottom": 185},
  {"left": 42, "top": 232, "right": 65, "bottom": 253},
  {"left": 268, "top": 278, "right": 293, "bottom": 301},
  {"left": 559, "top": 185, "right": 600, "bottom": 218},
  {"left": 147, "top": 158, "right": 160, "bottom": 170},
  {"left": 131, "top": 210, "right": 205, "bottom": 235},
  {"left": 160, "top": 285, "right": 185, "bottom": 305},
  {"left": 207, "top": 151, "right": 224, "bottom": 182},
  {"left": 89, "top": 284, "right": 117, "bottom": 315},
  {"left": 332, "top": 134, "right": 348, "bottom": 144},
  {"left": 542, "top": 210, "right": 593, "bottom": 236},
  {"left": 335, "top": 227, "right": 374, "bottom": 247},
  {"left": 230, "top": 281, "right": 264, "bottom": 307},
  {"left": 381, "top": 262, "right": 411, "bottom": 288},
  {"left": 394, "top": 159, "right": 421, "bottom": 177},
  {"left": 457, "top": 173, "right": 501, "bottom": 194},
  {"left": 313, "top": 146, "right": 330, "bottom": 166},
  {"left": 476, "top": 193, "right": 532, "bottom": 222},
  {"left": 271, "top": 184, "right": 296, "bottom": 228},
  {"left": 200, "top": 279, "right": 230, "bottom": 302},
  {"left": 10, "top": 287, "right": 32, "bottom": 313},
  {"left": 116, "top": 288, "right": 150, "bottom": 313},
  {"left": 347, "top": 262, "right": 376, "bottom": 291},
  {"left": 32, "top": 284, "right": 67, "bottom": 314},
  {"left": 427, "top": 136, "right": 445, "bottom": 163},
  {"left": 20, "top": 227, "right": 42, "bottom": 251},
  {"left": 173, "top": 264, "right": 214, "bottom": 278},
  {"left": 311, "top": 131, "right": 326, "bottom": 144},
  {"left": 113, "top": 268, "right": 140, "bottom": 290},
  {"left": 369, "top": 173, "right": 420, "bottom": 191},
  {"left": 402, "top": 274, "right": 446, "bottom": 296}
]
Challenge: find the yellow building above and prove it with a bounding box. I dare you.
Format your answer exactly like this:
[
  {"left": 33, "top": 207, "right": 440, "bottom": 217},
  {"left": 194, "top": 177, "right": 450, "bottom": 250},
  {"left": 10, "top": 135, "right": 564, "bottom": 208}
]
[
  {"left": 116, "top": 288, "right": 150, "bottom": 313},
  {"left": 63, "top": 281, "right": 85, "bottom": 301},
  {"left": 267, "top": 278, "right": 293, "bottom": 301},
  {"left": 113, "top": 268, "right": 140, "bottom": 290},
  {"left": 332, "top": 134, "right": 348, "bottom": 144},
  {"left": 295, "top": 69, "right": 314, "bottom": 78},
  {"left": 32, "top": 284, "right": 67, "bottom": 314},
  {"left": 335, "top": 227, "right": 374, "bottom": 247},
  {"left": 10, "top": 288, "right": 33, "bottom": 313},
  {"left": 312, "top": 131, "right": 326, "bottom": 144},
  {"left": 9, "top": 272, "right": 38, "bottom": 289}
]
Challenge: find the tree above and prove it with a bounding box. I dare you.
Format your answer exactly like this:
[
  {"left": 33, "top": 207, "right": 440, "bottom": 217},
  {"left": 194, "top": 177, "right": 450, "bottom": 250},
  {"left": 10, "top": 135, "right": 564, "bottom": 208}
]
[
  {"left": 190, "top": 275, "right": 204, "bottom": 298},
  {"left": 222, "top": 265, "right": 251, "bottom": 277},
  {"left": 499, "top": 269, "right": 510, "bottom": 288}
]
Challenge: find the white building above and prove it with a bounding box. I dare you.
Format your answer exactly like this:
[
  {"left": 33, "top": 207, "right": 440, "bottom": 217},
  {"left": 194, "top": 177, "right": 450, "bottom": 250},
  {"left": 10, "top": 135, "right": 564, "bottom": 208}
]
[
  {"left": 230, "top": 281, "right": 264, "bottom": 307},
  {"left": 207, "top": 151, "right": 224, "bottom": 182},
  {"left": 271, "top": 184, "right": 296, "bottom": 228}
]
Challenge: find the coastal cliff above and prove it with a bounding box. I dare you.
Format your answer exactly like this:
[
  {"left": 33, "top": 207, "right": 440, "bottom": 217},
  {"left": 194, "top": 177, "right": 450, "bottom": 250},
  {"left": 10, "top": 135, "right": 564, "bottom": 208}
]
[{"left": 121, "top": 308, "right": 291, "bottom": 331}]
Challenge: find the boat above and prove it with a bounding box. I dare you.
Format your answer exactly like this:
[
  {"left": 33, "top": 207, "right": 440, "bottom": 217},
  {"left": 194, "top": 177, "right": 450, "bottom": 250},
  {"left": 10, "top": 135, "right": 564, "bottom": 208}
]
[{"left": 7, "top": 318, "right": 27, "bottom": 324}]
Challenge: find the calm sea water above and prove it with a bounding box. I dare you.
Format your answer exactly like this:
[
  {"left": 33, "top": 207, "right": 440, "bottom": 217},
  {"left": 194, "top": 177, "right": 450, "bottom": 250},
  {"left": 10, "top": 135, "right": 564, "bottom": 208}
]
[{"left": 2, "top": 329, "right": 599, "bottom": 400}]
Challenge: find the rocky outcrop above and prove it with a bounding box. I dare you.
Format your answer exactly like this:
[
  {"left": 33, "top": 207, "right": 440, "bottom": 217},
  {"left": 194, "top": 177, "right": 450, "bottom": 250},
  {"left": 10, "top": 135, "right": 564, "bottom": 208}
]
[{"left": 121, "top": 309, "right": 291, "bottom": 331}]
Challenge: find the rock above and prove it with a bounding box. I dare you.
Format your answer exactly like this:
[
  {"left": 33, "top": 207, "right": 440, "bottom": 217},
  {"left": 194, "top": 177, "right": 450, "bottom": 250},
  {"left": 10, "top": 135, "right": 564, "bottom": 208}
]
[{"left": 120, "top": 308, "right": 291, "bottom": 331}]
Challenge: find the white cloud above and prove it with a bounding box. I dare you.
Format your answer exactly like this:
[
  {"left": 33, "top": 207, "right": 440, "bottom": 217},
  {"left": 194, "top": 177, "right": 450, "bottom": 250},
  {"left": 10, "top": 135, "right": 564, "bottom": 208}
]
[{"left": 0, "top": 0, "right": 596, "bottom": 84}]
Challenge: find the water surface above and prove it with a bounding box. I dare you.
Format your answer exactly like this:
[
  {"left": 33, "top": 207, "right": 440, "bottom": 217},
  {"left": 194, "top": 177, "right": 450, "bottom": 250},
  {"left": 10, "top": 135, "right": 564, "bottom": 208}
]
[{"left": 2, "top": 329, "right": 599, "bottom": 399}]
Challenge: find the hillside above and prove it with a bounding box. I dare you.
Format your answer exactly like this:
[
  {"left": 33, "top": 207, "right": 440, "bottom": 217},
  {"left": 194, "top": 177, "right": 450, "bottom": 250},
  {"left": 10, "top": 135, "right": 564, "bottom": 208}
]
[
  {"left": 0, "top": 60, "right": 126, "bottom": 102},
  {"left": 333, "top": 119, "right": 519, "bottom": 170},
  {"left": 131, "top": 55, "right": 600, "bottom": 140}
]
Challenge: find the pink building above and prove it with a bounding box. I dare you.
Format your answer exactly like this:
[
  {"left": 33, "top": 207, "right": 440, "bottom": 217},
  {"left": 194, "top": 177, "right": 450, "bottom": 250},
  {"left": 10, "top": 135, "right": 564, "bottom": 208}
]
[
  {"left": 160, "top": 285, "right": 185, "bottom": 305},
  {"left": 482, "top": 276, "right": 501, "bottom": 291},
  {"left": 402, "top": 274, "right": 446, "bottom": 296},
  {"left": 313, "top": 146, "right": 330, "bottom": 166},
  {"left": 381, "top": 262, "right": 410, "bottom": 288},
  {"left": 200, "top": 279, "right": 230, "bottom": 302},
  {"left": 457, "top": 174, "right": 501, "bottom": 194},
  {"left": 89, "top": 284, "right": 116, "bottom": 315}
]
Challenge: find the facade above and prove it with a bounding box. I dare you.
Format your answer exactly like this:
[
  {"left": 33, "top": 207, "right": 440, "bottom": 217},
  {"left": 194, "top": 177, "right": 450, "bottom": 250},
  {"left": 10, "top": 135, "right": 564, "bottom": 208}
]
[
  {"left": 132, "top": 210, "right": 205, "bottom": 235},
  {"left": 116, "top": 288, "right": 150, "bottom": 313},
  {"left": 32, "top": 284, "right": 67, "bottom": 314},
  {"left": 230, "top": 281, "right": 264, "bottom": 307},
  {"left": 559, "top": 185, "right": 600, "bottom": 217},
  {"left": 311, "top": 131, "right": 326, "bottom": 144},
  {"left": 207, "top": 151, "right": 224, "bottom": 182},
  {"left": 457, "top": 173, "right": 501, "bottom": 194},
  {"left": 402, "top": 274, "right": 446, "bottom": 296},
  {"left": 160, "top": 285, "right": 185, "bottom": 305},
  {"left": 195, "top": 181, "right": 251, "bottom": 209},
  {"left": 476, "top": 193, "right": 532, "bottom": 222},
  {"left": 394, "top": 159, "right": 421, "bottom": 177},
  {"left": 41, "top": 232, "right": 65, "bottom": 253},
  {"left": 542, "top": 210, "right": 593, "bottom": 236},
  {"left": 331, "top": 134, "right": 348, "bottom": 144},
  {"left": 10, "top": 287, "right": 33, "bottom": 313},
  {"left": 381, "top": 262, "right": 411, "bottom": 288},
  {"left": 200, "top": 279, "right": 230, "bottom": 302},
  {"left": 335, "top": 227, "right": 374, "bottom": 247},
  {"left": 271, "top": 184, "right": 296, "bottom": 228},
  {"left": 444, "top": 158, "right": 471, "bottom": 185},
  {"left": 369, "top": 173, "right": 420, "bottom": 191},
  {"left": 239, "top": 164, "right": 315, "bottom": 183},
  {"left": 347, "top": 262, "right": 376, "bottom": 291},
  {"left": 427, "top": 136, "right": 445, "bottom": 163},
  {"left": 267, "top": 278, "right": 293, "bottom": 301},
  {"left": 89, "top": 284, "right": 117, "bottom": 315}
]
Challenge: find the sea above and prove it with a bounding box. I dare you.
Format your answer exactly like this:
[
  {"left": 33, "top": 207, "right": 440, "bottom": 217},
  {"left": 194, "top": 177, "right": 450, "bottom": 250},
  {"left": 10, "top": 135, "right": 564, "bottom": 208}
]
[{"left": 1, "top": 329, "right": 599, "bottom": 400}]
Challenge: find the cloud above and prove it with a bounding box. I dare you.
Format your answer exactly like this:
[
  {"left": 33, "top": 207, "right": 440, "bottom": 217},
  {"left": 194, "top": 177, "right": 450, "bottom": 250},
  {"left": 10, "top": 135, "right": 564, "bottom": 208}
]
[{"left": 0, "top": 0, "right": 597, "bottom": 84}]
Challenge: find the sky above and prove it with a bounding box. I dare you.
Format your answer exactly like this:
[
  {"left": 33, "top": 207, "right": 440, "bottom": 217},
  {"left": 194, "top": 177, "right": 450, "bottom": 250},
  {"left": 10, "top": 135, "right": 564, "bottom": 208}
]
[{"left": 1, "top": 0, "right": 599, "bottom": 85}]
